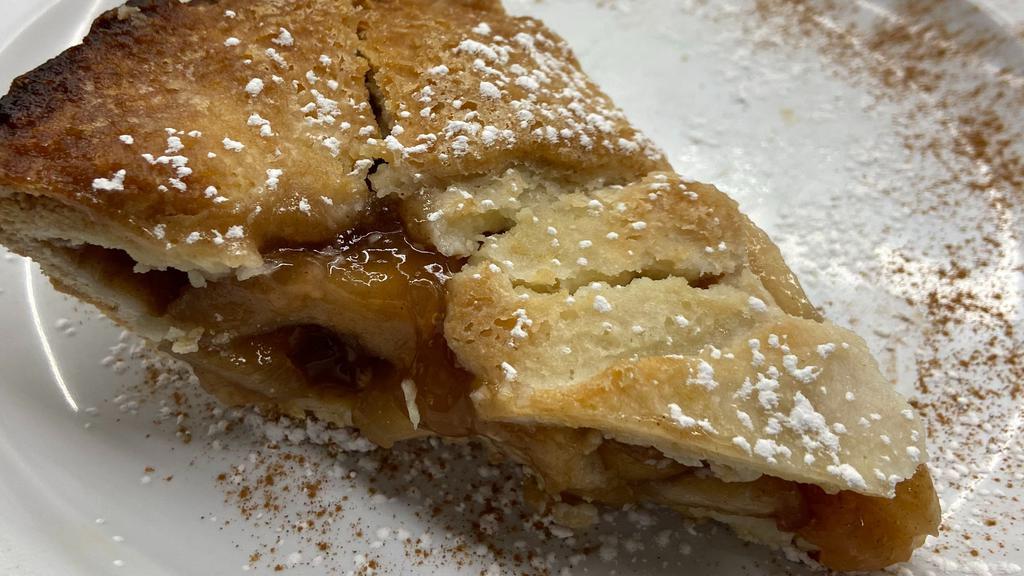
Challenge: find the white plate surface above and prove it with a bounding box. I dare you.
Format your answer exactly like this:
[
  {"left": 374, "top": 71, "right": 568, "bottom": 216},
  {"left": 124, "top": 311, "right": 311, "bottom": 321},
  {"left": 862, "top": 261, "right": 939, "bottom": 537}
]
[{"left": 1, "top": 1, "right": 1022, "bottom": 575}]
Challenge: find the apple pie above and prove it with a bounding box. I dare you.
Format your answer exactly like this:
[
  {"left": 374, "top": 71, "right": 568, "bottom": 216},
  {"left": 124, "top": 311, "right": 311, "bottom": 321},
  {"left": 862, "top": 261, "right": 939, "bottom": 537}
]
[{"left": 0, "top": 0, "right": 939, "bottom": 570}]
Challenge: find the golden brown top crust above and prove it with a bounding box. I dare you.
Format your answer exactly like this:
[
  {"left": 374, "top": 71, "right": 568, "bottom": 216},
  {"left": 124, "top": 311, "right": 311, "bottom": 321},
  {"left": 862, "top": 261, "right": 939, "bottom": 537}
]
[
  {"left": 361, "top": 0, "right": 667, "bottom": 188},
  {"left": 0, "top": 0, "right": 379, "bottom": 275},
  {"left": 446, "top": 173, "right": 928, "bottom": 497}
]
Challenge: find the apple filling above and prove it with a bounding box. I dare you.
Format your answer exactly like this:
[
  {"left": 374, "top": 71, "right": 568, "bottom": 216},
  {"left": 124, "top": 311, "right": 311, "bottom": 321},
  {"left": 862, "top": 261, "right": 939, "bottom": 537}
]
[{"left": 28, "top": 216, "right": 937, "bottom": 571}]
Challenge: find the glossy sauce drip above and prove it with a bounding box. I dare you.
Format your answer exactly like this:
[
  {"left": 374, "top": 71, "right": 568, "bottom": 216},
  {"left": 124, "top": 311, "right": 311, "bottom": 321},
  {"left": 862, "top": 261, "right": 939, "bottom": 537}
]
[
  {"left": 169, "top": 218, "right": 475, "bottom": 446},
  {"left": 324, "top": 224, "right": 476, "bottom": 442}
]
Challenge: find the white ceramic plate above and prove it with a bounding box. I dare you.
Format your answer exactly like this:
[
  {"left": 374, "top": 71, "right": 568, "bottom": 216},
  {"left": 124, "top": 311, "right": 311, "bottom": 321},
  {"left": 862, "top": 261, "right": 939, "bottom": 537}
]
[{"left": 1, "top": 1, "right": 1022, "bottom": 575}]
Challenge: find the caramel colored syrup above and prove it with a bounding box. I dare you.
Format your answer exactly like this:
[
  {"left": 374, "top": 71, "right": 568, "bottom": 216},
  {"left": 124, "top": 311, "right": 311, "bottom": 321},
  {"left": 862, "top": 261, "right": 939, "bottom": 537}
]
[
  {"left": 317, "top": 225, "right": 476, "bottom": 441},
  {"left": 793, "top": 466, "right": 940, "bottom": 570},
  {"left": 164, "top": 216, "right": 475, "bottom": 447}
]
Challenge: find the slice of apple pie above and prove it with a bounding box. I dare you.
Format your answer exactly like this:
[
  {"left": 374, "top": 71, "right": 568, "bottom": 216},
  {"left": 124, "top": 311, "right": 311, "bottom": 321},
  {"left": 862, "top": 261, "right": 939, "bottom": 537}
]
[{"left": 0, "top": 0, "right": 939, "bottom": 570}]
